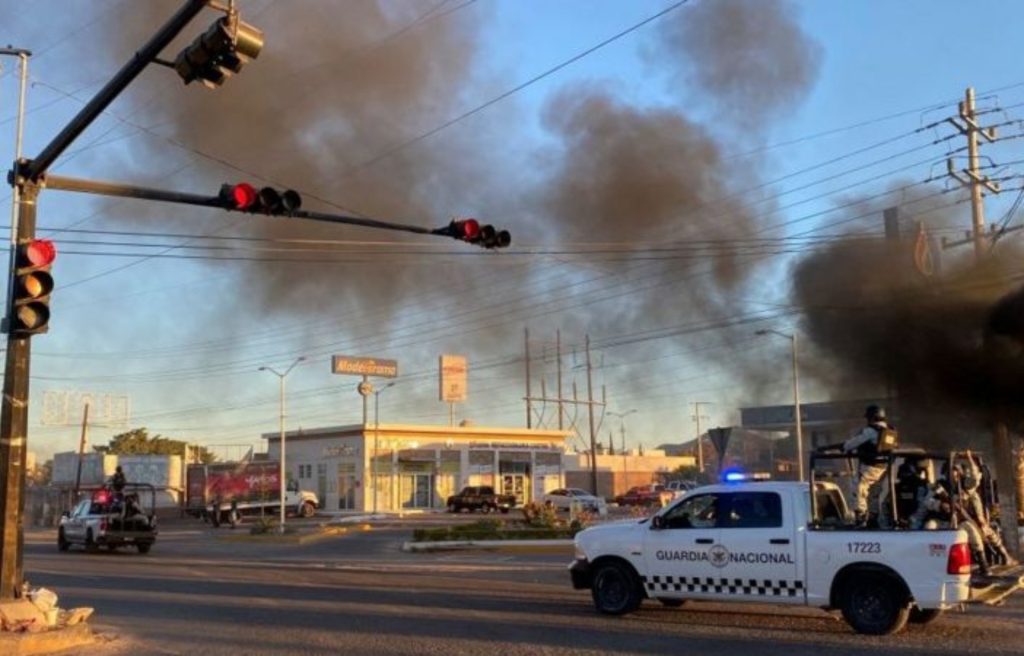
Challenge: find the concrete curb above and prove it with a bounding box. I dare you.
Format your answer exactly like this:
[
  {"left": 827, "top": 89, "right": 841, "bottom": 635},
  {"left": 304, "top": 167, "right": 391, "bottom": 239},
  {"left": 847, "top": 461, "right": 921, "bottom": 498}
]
[
  {"left": 402, "top": 539, "right": 574, "bottom": 553},
  {"left": 0, "top": 624, "right": 94, "bottom": 655},
  {"left": 215, "top": 524, "right": 372, "bottom": 544}
]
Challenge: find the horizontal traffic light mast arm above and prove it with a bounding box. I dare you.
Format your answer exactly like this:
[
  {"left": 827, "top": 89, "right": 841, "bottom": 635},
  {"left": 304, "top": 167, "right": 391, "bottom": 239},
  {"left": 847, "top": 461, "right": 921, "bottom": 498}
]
[
  {"left": 42, "top": 174, "right": 440, "bottom": 237},
  {"left": 23, "top": 0, "right": 207, "bottom": 181}
]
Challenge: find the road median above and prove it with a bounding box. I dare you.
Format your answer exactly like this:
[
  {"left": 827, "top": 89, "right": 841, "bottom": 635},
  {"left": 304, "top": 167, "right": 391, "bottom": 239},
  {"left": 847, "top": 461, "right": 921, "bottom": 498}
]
[
  {"left": 215, "top": 523, "right": 372, "bottom": 544},
  {"left": 402, "top": 539, "right": 574, "bottom": 554}
]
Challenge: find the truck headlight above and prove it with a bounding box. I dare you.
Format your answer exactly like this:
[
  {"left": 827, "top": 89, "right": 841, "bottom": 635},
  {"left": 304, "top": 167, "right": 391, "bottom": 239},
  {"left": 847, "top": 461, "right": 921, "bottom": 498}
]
[{"left": 574, "top": 542, "right": 587, "bottom": 561}]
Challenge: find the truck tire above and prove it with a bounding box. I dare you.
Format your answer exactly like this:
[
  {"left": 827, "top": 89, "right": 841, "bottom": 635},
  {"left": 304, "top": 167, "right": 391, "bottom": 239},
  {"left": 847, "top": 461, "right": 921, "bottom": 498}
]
[
  {"left": 480, "top": 504, "right": 493, "bottom": 514},
  {"left": 300, "top": 501, "right": 316, "bottom": 518},
  {"left": 499, "top": 507, "right": 510, "bottom": 514},
  {"left": 137, "top": 542, "right": 152, "bottom": 554},
  {"left": 57, "top": 529, "right": 69, "bottom": 552},
  {"left": 591, "top": 561, "right": 643, "bottom": 615},
  {"left": 908, "top": 607, "right": 943, "bottom": 625},
  {"left": 447, "top": 502, "right": 459, "bottom": 513},
  {"left": 840, "top": 573, "right": 910, "bottom": 635}
]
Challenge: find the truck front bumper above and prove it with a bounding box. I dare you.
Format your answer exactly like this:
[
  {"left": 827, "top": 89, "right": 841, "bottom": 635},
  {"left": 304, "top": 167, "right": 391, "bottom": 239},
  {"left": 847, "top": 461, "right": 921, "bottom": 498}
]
[{"left": 569, "top": 558, "right": 592, "bottom": 589}]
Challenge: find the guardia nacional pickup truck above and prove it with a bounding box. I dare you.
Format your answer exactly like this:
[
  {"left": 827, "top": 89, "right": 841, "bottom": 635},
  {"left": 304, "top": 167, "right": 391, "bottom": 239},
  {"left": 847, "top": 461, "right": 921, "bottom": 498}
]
[{"left": 570, "top": 474, "right": 1024, "bottom": 635}]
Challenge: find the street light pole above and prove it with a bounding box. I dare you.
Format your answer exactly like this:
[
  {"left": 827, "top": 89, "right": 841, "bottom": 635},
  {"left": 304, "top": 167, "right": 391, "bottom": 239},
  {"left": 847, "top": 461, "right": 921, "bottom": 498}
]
[
  {"left": 259, "top": 356, "right": 305, "bottom": 534},
  {"left": 756, "top": 330, "right": 805, "bottom": 482},
  {"left": 373, "top": 382, "right": 396, "bottom": 515},
  {"left": 607, "top": 410, "right": 637, "bottom": 495}
]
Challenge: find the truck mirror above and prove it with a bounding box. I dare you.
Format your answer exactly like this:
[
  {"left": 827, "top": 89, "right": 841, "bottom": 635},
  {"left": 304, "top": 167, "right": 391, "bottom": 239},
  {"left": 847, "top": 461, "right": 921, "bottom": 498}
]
[
  {"left": 651, "top": 515, "right": 665, "bottom": 530},
  {"left": 61, "top": 510, "right": 70, "bottom": 519}
]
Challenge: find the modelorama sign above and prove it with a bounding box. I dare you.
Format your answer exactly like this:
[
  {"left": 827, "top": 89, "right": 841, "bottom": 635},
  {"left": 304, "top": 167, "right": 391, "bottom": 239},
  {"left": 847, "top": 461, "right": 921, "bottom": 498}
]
[{"left": 331, "top": 355, "right": 398, "bottom": 378}]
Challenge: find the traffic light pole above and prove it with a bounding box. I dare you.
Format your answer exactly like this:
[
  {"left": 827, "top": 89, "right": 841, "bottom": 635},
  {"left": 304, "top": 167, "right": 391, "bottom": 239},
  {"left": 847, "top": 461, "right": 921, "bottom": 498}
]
[
  {"left": 0, "top": 180, "right": 39, "bottom": 599},
  {"left": 0, "top": 0, "right": 208, "bottom": 600},
  {"left": 43, "top": 174, "right": 453, "bottom": 238}
]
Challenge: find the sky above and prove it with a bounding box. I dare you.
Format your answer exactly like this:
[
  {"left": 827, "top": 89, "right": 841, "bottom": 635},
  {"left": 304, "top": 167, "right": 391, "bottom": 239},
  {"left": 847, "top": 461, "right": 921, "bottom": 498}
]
[{"left": 2, "top": 0, "right": 1024, "bottom": 461}]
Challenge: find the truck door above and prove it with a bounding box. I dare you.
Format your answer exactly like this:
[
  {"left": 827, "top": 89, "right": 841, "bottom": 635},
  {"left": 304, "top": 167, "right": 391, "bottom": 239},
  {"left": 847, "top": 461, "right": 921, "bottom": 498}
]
[
  {"left": 65, "top": 500, "right": 89, "bottom": 540},
  {"left": 643, "top": 492, "right": 722, "bottom": 600},
  {"left": 716, "top": 491, "right": 802, "bottom": 603}
]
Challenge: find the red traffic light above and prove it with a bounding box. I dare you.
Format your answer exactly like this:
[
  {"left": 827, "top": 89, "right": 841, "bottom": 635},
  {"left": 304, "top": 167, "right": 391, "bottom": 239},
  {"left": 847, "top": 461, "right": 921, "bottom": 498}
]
[
  {"left": 23, "top": 239, "right": 56, "bottom": 267},
  {"left": 454, "top": 219, "right": 480, "bottom": 241},
  {"left": 432, "top": 218, "right": 510, "bottom": 249},
  {"left": 219, "top": 183, "right": 301, "bottom": 215},
  {"left": 220, "top": 183, "right": 258, "bottom": 210},
  {"left": 10, "top": 238, "right": 56, "bottom": 336}
]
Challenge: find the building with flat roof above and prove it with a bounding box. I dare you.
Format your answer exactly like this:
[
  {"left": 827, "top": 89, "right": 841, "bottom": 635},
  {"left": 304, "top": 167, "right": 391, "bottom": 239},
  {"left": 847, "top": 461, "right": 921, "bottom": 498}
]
[{"left": 265, "top": 423, "right": 572, "bottom": 513}]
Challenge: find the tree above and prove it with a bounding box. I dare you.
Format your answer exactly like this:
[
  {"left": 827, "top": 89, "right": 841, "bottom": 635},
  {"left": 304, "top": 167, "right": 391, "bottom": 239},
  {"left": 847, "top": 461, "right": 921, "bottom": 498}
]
[{"left": 96, "top": 428, "right": 217, "bottom": 464}]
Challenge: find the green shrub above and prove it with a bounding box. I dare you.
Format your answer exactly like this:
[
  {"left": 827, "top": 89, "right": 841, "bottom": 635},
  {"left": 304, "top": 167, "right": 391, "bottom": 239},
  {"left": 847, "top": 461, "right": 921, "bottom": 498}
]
[{"left": 520, "top": 501, "right": 559, "bottom": 528}]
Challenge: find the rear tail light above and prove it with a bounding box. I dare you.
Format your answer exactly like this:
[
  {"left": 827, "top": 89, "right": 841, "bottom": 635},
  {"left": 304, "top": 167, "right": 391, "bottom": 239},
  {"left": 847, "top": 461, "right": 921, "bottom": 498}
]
[
  {"left": 100, "top": 518, "right": 109, "bottom": 532},
  {"left": 947, "top": 542, "right": 971, "bottom": 575}
]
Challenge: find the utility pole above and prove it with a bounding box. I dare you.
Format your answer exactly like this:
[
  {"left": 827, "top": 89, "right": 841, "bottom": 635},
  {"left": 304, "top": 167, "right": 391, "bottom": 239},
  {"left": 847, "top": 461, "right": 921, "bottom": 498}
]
[
  {"left": 585, "top": 335, "right": 598, "bottom": 496},
  {"left": 524, "top": 327, "right": 532, "bottom": 429},
  {"left": 946, "top": 87, "right": 1000, "bottom": 259},
  {"left": 556, "top": 329, "right": 564, "bottom": 430},
  {"left": 692, "top": 402, "right": 712, "bottom": 474},
  {"left": 946, "top": 86, "right": 1019, "bottom": 558}
]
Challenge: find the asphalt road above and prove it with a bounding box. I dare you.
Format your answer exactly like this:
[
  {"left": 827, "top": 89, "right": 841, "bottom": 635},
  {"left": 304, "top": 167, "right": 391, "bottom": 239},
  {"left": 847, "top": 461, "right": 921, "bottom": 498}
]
[{"left": 21, "top": 519, "right": 1024, "bottom": 655}]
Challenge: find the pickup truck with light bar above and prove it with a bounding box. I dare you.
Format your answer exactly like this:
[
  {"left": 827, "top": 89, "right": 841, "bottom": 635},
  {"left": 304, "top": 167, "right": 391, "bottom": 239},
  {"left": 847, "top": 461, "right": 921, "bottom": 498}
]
[
  {"left": 569, "top": 461, "right": 1024, "bottom": 635},
  {"left": 58, "top": 484, "right": 158, "bottom": 554}
]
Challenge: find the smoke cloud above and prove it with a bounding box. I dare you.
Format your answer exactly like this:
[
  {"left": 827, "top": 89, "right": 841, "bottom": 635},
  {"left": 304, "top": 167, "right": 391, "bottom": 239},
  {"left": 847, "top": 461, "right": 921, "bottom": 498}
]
[
  {"left": 648, "top": 0, "right": 821, "bottom": 126},
  {"left": 791, "top": 190, "right": 1024, "bottom": 447}
]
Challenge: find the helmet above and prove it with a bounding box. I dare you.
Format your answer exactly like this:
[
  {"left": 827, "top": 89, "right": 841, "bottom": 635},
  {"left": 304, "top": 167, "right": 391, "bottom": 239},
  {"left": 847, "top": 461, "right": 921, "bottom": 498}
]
[{"left": 864, "top": 404, "right": 886, "bottom": 422}]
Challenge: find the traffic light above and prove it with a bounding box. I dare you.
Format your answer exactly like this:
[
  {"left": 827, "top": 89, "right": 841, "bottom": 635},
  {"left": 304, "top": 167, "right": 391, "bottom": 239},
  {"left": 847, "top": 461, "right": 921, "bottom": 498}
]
[
  {"left": 9, "top": 238, "right": 56, "bottom": 336},
  {"left": 434, "top": 218, "right": 511, "bottom": 249},
  {"left": 174, "top": 15, "right": 264, "bottom": 89},
  {"left": 219, "top": 184, "right": 302, "bottom": 215}
]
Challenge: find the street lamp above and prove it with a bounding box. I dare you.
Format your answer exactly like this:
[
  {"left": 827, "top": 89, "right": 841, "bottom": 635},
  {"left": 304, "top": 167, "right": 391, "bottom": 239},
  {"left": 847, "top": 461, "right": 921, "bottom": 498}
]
[
  {"left": 607, "top": 409, "right": 638, "bottom": 454},
  {"left": 607, "top": 409, "right": 637, "bottom": 497},
  {"left": 373, "top": 381, "right": 397, "bottom": 515},
  {"left": 756, "top": 329, "right": 804, "bottom": 482},
  {"left": 259, "top": 356, "right": 306, "bottom": 533}
]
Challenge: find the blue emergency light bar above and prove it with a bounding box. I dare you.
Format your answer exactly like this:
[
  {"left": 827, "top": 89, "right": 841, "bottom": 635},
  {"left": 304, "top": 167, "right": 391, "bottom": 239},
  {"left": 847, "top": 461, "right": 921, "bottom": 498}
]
[{"left": 721, "top": 469, "right": 772, "bottom": 484}]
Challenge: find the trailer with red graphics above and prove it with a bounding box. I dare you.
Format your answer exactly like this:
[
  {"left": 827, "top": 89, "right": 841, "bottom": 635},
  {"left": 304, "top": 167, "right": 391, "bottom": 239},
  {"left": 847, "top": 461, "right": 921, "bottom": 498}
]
[{"left": 186, "top": 462, "right": 318, "bottom": 526}]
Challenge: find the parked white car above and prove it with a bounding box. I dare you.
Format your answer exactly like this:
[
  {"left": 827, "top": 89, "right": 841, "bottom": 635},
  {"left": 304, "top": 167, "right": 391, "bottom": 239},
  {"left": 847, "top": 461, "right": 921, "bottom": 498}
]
[{"left": 544, "top": 488, "right": 608, "bottom": 515}]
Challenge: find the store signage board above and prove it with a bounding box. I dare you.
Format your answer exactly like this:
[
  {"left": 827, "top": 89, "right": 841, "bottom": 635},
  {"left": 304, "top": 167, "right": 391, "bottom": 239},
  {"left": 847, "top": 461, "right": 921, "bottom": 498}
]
[
  {"left": 331, "top": 355, "right": 398, "bottom": 378},
  {"left": 439, "top": 354, "right": 468, "bottom": 402}
]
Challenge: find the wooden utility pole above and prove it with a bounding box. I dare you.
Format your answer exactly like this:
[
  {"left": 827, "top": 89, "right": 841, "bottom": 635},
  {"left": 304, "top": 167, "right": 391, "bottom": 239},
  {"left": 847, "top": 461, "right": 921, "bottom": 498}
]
[
  {"left": 693, "top": 402, "right": 712, "bottom": 473},
  {"left": 524, "top": 327, "right": 532, "bottom": 429},
  {"left": 585, "top": 335, "right": 598, "bottom": 495}
]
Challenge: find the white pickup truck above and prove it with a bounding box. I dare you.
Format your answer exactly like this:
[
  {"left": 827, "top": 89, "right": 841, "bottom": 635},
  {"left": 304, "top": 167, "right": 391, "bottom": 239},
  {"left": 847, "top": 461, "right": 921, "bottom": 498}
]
[{"left": 570, "top": 479, "right": 1024, "bottom": 635}]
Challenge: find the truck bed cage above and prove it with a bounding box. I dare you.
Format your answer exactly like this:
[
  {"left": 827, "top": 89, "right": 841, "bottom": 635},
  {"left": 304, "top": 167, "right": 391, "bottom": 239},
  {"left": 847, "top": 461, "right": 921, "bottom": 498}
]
[{"left": 808, "top": 448, "right": 986, "bottom": 530}]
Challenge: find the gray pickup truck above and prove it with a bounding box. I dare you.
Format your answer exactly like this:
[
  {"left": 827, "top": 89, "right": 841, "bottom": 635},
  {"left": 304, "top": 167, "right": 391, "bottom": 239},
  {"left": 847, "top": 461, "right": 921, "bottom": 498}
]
[{"left": 58, "top": 484, "right": 158, "bottom": 554}]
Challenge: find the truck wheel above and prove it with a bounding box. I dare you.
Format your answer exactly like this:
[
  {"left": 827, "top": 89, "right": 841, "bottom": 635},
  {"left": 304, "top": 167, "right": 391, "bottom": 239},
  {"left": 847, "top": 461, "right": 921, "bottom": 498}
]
[
  {"left": 591, "top": 561, "right": 643, "bottom": 615},
  {"left": 908, "top": 607, "right": 943, "bottom": 625},
  {"left": 300, "top": 502, "right": 316, "bottom": 518},
  {"left": 500, "top": 507, "right": 510, "bottom": 515},
  {"left": 57, "top": 529, "right": 69, "bottom": 552},
  {"left": 840, "top": 574, "right": 910, "bottom": 635},
  {"left": 136, "top": 542, "right": 152, "bottom": 554},
  {"left": 447, "top": 502, "right": 458, "bottom": 513},
  {"left": 480, "top": 504, "right": 493, "bottom": 514},
  {"left": 85, "top": 530, "right": 99, "bottom": 553}
]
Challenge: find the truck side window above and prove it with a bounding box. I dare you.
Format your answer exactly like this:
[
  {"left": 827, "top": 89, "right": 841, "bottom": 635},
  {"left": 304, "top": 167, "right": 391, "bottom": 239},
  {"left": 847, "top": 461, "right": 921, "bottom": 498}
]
[
  {"left": 662, "top": 493, "right": 718, "bottom": 529},
  {"left": 722, "top": 492, "right": 782, "bottom": 529}
]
